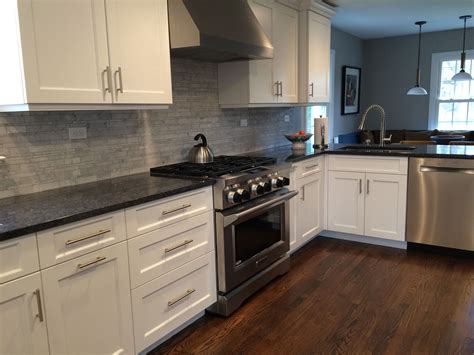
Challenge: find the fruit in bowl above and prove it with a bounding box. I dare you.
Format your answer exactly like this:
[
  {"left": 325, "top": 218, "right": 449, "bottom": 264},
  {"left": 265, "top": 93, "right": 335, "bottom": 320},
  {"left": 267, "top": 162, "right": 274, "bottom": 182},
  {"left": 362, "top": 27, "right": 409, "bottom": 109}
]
[{"left": 285, "top": 131, "right": 313, "bottom": 150}]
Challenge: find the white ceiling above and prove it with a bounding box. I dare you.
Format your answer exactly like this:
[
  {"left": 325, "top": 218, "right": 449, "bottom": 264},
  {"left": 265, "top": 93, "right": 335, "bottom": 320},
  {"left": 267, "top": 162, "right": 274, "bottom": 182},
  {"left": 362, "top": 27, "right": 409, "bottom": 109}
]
[{"left": 330, "top": 0, "right": 474, "bottom": 39}]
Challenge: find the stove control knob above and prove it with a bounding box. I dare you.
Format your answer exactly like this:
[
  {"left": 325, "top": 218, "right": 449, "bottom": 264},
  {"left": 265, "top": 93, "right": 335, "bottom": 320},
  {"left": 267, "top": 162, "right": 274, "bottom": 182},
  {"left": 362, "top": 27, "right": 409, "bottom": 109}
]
[
  {"left": 239, "top": 188, "right": 251, "bottom": 201},
  {"left": 260, "top": 181, "right": 272, "bottom": 192},
  {"left": 272, "top": 177, "right": 284, "bottom": 188},
  {"left": 282, "top": 177, "right": 290, "bottom": 186},
  {"left": 227, "top": 190, "right": 242, "bottom": 204},
  {"left": 251, "top": 183, "right": 264, "bottom": 196}
]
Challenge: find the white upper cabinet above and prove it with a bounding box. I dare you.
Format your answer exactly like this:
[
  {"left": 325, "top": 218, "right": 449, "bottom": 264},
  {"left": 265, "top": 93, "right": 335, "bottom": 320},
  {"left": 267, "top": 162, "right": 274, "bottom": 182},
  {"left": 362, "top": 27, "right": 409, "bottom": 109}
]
[
  {"left": 299, "top": 10, "right": 331, "bottom": 103},
  {"left": 218, "top": 0, "right": 298, "bottom": 107},
  {"left": 17, "top": 0, "right": 111, "bottom": 105},
  {"left": 0, "top": 0, "right": 172, "bottom": 111},
  {"left": 105, "top": 0, "right": 172, "bottom": 104}
]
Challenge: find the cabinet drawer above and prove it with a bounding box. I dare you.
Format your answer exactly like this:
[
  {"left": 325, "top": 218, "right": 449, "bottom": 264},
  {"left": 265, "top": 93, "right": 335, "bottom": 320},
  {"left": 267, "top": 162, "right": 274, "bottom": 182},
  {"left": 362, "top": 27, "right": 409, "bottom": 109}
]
[
  {"left": 0, "top": 234, "right": 39, "bottom": 284},
  {"left": 128, "top": 211, "right": 215, "bottom": 289},
  {"left": 131, "top": 251, "right": 217, "bottom": 353},
  {"left": 125, "top": 187, "right": 213, "bottom": 238},
  {"left": 37, "top": 211, "right": 126, "bottom": 268},
  {"left": 328, "top": 155, "right": 408, "bottom": 175},
  {"left": 295, "top": 157, "right": 324, "bottom": 179}
]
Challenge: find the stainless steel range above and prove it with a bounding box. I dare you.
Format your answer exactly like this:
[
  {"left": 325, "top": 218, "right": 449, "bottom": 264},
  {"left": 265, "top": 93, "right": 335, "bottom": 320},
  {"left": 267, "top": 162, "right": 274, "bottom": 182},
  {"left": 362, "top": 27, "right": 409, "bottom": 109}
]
[{"left": 151, "top": 155, "right": 297, "bottom": 316}]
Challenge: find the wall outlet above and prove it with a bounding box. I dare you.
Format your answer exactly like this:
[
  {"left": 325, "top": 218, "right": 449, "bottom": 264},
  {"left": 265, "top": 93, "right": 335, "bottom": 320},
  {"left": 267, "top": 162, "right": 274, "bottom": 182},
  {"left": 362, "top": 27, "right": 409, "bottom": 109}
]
[
  {"left": 240, "top": 119, "right": 248, "bottom": 127},
  {"left": 284, "top": 115, "right": 290, "bottom": 122},
  {"left": 68, "top": 127, "right": 87, "bottom": 140}
]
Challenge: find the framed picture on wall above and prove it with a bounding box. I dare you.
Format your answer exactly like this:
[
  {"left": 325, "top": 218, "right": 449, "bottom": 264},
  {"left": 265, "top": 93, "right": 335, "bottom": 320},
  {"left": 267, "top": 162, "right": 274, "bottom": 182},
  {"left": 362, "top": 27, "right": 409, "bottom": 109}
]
[{"left": 341, "top": 66, "right": 361, "bottom": 115}]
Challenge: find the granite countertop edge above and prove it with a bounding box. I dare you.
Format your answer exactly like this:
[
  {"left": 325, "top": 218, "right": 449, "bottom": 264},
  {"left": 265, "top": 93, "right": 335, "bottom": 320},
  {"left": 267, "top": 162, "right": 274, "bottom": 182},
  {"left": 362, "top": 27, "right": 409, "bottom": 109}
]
[{"left": 0, "top": 178, "right": 215, "bottom": 242}]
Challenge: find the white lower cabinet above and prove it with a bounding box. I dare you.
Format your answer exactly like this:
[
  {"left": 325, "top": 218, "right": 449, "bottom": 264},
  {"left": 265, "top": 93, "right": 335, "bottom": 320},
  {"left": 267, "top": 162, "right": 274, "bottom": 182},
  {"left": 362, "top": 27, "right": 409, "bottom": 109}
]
[
  {"left": 0, "top": 272, "right": 49, "bottom": 355},
  {"left": 364, "top": 173, "right": 407, "bottom": 241},
  {"left": 327, "top": 156, "right": 408, "bottom": 242},
  {"left": 290, "top": 157, "right": 325, "bottom": 252},
  {"left": 296, "top": 172, "right": 324, "bottom": 245},
  {"left": 131, "top": 251, "right": 217, "bottom": 353},
  {"left": 327, "top": 171, "right": 365, "bottom": 235},
  {"left": 41, "top": 242, "right": 134, "bottom": 355}
]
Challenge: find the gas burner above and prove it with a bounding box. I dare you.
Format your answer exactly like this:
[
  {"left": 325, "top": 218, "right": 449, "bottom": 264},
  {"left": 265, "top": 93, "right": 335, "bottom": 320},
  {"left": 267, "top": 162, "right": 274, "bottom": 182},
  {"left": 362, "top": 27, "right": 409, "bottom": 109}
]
[{"left": 150, "top": 155, "right": 276, "bottom": 178}]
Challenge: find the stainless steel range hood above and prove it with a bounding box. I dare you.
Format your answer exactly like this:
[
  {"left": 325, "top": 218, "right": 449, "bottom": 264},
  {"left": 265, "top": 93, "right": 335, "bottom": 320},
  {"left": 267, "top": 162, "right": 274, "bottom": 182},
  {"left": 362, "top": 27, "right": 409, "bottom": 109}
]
[{"left": 168, "top": 0, "right": 274, "bottom": 62}]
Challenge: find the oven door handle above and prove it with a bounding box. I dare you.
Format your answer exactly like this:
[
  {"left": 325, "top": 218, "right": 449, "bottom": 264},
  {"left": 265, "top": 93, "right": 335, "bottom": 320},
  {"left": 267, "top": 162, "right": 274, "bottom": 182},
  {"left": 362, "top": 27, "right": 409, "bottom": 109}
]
[{"left": 224, "top": 190, "right": 298, "bottom": 227}]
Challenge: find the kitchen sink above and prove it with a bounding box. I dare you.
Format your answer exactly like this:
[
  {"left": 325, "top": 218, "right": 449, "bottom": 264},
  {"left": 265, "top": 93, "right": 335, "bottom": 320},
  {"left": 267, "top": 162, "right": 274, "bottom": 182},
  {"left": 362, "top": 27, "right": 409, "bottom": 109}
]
[{"left": 340, "top": 144, "right": 417, "bottom": 151}]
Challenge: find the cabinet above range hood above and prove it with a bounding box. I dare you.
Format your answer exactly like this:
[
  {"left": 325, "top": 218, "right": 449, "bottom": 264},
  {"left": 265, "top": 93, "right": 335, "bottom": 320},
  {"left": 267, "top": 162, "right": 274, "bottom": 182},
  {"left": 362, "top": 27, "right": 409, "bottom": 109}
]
[{"left": 168, "top": 0, "right": 274, "bottom": 62}]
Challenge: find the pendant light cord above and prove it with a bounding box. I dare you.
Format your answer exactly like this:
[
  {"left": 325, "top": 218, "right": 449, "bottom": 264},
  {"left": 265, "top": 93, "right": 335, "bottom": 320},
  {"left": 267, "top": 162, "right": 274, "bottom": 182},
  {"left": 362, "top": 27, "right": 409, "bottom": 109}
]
[
  {"left": 462, "top": 17, "right": 467, "bottom": 55},
  {"left": 417, "top": 23, "right": 422, "bottom": 74}
]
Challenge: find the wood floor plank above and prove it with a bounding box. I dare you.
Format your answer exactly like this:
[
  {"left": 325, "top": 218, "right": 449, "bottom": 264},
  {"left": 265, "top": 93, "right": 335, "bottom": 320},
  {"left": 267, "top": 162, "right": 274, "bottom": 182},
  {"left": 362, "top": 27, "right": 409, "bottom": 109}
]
[{"left": 150, "top": 237, "right": 474, "bottom": 355}]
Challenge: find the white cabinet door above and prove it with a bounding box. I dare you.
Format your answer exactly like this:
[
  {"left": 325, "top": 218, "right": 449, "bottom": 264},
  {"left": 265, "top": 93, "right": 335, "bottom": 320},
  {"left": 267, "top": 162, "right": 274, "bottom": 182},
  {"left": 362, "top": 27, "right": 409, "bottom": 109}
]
[
  {"left": 365, "top": 173, "right": 407, "bottom": 241},
  {"left": 105, "top": 0, "right": 172, "bottom": 104},
  {"left": 273, "top": 3, "right": 298, "bottom": 103},
  {"left": 328, "top": 171, "right": 365, "bottom": 235},
  {"left": 307, "top": 11, "right": 330, "bottom": 103},
  {"left": 295, "top": 172, "right": 324, "bottom": 247},
  {"left": 248, "top": 0, "right": 276, "bottom": 103},
  {"left": 18, "top": 0, "right": 112, "bottom": 104},
  {"left": 0, "top": 234, "right": 39, "bottom": 284},
  {"left": 41, "top": 242, "right": 134, "bottom": 355},
  {"left": 0, "top": 272, "right": 49, "bottom": 355}
]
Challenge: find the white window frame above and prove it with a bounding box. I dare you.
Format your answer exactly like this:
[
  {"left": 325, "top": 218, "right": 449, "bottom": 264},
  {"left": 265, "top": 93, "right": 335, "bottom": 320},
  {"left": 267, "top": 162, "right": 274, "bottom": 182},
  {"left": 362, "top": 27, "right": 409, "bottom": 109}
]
[{"left": 428, "top": 50, "right": 474, "bottom": 130}]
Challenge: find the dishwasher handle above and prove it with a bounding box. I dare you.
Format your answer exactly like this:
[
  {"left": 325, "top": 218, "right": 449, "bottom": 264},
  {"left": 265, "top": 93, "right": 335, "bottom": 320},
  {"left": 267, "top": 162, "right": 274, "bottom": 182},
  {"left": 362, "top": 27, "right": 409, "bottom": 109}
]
[{"left": 420, "top": 166, "right": 474, "bottom": 175}]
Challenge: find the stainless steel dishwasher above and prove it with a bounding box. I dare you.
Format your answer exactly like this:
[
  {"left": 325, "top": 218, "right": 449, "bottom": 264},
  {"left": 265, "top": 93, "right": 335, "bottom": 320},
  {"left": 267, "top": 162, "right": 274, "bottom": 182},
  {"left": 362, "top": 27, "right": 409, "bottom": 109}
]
[{"left": 406, "top": 157, "right": 474, "bottom": 251}]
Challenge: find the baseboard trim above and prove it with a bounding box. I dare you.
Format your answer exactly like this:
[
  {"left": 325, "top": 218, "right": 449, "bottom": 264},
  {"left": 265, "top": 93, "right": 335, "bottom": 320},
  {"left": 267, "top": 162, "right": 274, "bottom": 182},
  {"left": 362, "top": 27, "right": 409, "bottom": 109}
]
[{"left": 320, "top": 230, "right": 407, "bottom": 250}]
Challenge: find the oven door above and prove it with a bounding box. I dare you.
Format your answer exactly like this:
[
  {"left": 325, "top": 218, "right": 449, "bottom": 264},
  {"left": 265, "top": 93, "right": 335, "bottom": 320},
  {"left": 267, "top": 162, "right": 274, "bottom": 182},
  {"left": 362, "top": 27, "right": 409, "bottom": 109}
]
[{"left": 215, "top": 189, "right": 298, "bottom": 293}]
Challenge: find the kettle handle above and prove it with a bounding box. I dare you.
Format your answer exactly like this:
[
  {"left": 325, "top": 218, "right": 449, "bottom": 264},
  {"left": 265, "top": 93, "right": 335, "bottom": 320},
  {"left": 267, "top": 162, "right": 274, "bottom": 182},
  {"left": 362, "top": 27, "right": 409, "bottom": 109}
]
[{"left": 194, "top": 133, "right": 207, "bottom": 146}]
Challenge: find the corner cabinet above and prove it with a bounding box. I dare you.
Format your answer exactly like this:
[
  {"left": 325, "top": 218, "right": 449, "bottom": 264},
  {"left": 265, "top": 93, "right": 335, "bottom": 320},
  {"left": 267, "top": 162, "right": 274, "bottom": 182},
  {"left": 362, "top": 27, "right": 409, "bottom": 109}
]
[
  {"left": 327, "top": 156, "right": 408, "bottom": 242},
  {"left": 290, "top": 156, "right": 325, "bottom": 252},
  {"left": 298, "top": 10, "right": 331, "bottom": 103},
  {"left": 218, "top": 0, "right": 298, "bottom": 107},
  {"left": 0, "top": 0, "right": 172, "bottom": 111}
]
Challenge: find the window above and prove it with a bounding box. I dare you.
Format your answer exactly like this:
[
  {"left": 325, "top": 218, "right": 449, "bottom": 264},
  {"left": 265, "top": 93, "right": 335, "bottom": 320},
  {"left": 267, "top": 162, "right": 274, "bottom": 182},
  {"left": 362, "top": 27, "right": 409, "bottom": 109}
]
[
  {"left": 306, "top": 105, "right": 328, "bottom": 145},
  {"left": 429, "top": 51, "right": 474, "bottom": 130}
]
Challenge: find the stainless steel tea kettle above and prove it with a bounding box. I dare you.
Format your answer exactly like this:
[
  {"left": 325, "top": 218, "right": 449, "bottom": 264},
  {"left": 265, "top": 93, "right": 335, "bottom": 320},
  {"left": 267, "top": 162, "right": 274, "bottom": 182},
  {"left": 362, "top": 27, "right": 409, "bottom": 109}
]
[{"left": 188, "top": 134, "right": 214, "bottom": 164}]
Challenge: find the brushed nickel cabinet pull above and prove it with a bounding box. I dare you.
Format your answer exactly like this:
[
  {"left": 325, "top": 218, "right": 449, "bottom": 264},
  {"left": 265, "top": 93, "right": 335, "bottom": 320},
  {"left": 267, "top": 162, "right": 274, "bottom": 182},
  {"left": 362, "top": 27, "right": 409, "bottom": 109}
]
[
  {"left": 164, "top": 239, "right": 194, "bottom": 253},
  {"left": 162, "top": 204, "right": 192, "bottom": 216},
  {"left": 359, "top": 179, "right": 362, "bottom": 194},
  {"left": 367, "top": 179, "right": 370, "bottom": 195},
  {"left": 167, "top": 289, "right": 196, "bottom": 307},
  {"left": 115, "top": 67, "right": 124, "bottom": 95},
  {"left": 274, "top": 81, "right": 280, "bottom": 96},
  {"left": 305, "top": 164, "right": 319, "bottom": 170},
  {"left": 78, "top": 256, "right": 106, "bottom": 269},
  {"left": 309, "top": 83, "right": 314, "bottom": 97},
  {"left": 279, "top": 81, "right": 283, "bottom": 96},
  {"left": 65, "top": 229, "right": 111, "bottom": 246},
  {"left": 33, "top": 289, "right": 44, "bottom": 322},
  {"left": 102, "top": 66, "right": 112, "bottom": 94},
  {"left": 300, "top": 186, "right": 305, "bottom": 201}
]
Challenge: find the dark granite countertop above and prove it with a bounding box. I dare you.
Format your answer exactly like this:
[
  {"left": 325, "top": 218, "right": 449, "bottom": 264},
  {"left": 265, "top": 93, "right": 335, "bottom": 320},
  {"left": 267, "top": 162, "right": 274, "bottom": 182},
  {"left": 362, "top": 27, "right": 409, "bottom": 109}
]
[
  {"left": 0, "top": 173, "right": 214, "bottom": 241},
  {"left": 249, "top": 143, "right": 474, "bottom": 163}
]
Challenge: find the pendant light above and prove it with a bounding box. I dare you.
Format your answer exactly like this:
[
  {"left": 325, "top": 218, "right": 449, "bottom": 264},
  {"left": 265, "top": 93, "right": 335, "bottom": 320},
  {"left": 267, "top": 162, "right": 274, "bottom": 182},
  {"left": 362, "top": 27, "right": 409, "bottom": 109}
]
[
  {"left": 452, "top": 15, "right": 472, "bottom": 81},
  {"left": 407, "top": 21, "right": 428, "bottom": 95}
]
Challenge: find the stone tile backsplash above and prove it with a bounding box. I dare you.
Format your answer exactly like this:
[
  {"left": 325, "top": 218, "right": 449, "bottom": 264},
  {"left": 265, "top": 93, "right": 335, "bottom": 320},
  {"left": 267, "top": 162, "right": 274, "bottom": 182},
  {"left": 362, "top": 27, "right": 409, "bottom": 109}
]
[{"left": 0, "top": 58, "right": 301, "bottom": 198}]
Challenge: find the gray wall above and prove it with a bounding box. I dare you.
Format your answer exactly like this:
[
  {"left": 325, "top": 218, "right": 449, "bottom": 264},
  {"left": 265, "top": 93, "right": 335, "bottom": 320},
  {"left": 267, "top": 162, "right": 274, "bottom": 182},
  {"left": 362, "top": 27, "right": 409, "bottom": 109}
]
[
  {"left": 0, "top": 58, "right": 300, "bottom": 199},
  {"left": 331, "top": 27, "right": 365, "bottom": 136},
  {"left": 363, "top": 28, "right": 474, "bottom": 130}
]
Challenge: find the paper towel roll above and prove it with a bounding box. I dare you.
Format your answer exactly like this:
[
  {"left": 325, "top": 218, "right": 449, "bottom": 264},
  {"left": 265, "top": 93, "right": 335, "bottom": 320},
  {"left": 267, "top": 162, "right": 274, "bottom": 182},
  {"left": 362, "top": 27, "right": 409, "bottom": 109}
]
[{"left": 314, "top": 117, "right": 329, "bottom": 145}]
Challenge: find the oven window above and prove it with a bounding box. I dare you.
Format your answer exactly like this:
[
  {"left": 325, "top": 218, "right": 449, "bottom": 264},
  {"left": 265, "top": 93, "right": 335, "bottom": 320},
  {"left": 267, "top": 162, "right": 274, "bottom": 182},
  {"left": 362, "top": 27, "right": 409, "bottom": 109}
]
[{"left": 234, "top": 205, "right": 283, "bottom": 265}]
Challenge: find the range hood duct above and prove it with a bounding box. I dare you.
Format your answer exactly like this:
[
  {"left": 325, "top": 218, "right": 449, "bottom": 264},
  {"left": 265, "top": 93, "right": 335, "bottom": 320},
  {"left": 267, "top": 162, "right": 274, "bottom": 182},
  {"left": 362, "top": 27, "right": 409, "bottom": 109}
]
[{"left": 168, "top": 0, "right": 274, "bottom": 62}]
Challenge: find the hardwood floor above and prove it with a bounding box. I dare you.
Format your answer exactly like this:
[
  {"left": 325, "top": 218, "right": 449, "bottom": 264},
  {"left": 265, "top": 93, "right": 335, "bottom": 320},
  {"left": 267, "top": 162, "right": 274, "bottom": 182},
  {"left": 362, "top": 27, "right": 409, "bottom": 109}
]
[{"left": 150, "top": 237, "right": 474, "bottom": 354}]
